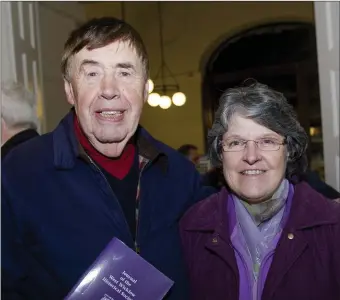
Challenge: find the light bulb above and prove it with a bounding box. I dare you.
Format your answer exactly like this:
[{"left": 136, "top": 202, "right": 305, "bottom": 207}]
[
  {"left": 148, "top": 79, "right": 154, "bottom": 94},
  {"left": 147, "top": 93, "right": 160, "bottom": 107},
  {"left": 159, "top": 95, "right": 172, "bottom": 109},
  {"left": 172, "top": 92, "right": 186, "bottom": 106}
]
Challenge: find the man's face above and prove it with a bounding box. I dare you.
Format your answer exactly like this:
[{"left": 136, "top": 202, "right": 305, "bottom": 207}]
[{"left": 64, "top": 41, "right": 148, "bottom": 157}]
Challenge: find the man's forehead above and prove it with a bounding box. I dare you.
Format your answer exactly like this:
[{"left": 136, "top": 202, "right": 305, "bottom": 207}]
[{"left": 73, "top": 40, "right": 141, "bottom": 66}]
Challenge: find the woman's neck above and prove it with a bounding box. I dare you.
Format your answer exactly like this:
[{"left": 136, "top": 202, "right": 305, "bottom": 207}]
[{"left": 238, "top": 179, "right": 289, "bottom": 226}]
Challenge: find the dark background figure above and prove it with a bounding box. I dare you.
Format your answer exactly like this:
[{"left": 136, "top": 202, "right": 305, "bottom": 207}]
[
  {"left": 1, "top": 81, "right": 39, "bottom": 159},
  {"left": 177, "top": 144, "right": 200, "bottom": 165},
  {"left": 201, "top": 167, "right": 226, "bottom": 189},
  {"left": 301, "top": 170, "right": 340, "bottom": 199}
]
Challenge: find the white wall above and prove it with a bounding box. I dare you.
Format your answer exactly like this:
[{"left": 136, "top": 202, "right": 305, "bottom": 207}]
[
  {"left": 1, "top": 2, "right": 17, "bottom": 82},
  {"left": 1, "top": 1, "right": 44, "bottom": 132},
  {"left": 1, "top": 1, "right": 86, "bottom": 133},
  {"left": 315, "top": 2, "right": 340, "bottom": 191},
  {"left": 37, "top": 2, "right": 86, "bottom": 132}
]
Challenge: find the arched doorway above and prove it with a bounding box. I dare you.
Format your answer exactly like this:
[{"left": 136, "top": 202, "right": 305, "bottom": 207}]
[{"left": 201, "top": 22, "right": 324, "bottom": 177}]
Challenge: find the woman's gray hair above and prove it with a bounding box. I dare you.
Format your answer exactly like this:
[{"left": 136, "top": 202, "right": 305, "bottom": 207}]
[
  {"left": 1, "top": 80, "right": 38, "bottom": 130},
  {"left": 208, "top": 81, "right": 308, "bottom": 181}
]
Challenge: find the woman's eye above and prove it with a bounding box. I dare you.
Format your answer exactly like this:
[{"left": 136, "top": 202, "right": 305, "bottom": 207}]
[
  {"left": 262, "top": 139, "right": 277, "bottom": 145},
  {"left": 264, "top": 139, "right": 273, "bottom": 144},
  {"left": 229, "top": 140, "right": 242, "bottom": 146}
]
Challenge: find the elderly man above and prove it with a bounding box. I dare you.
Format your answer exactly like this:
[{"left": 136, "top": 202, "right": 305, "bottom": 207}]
[
  {"left": 1, "top": 17, "right": 214, "bottom": 300},
  {"left": 1, "top": 81, "right": 39, "bottom": 159}
]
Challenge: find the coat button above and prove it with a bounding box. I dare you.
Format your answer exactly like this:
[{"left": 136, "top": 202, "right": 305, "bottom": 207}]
[{"left": 287, "top": 233, "right": 294, "bottom": 240}]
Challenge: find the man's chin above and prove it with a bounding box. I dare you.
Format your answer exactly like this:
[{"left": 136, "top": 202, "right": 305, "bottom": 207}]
[
  {"left": 91, "top": 137, "right": 129, "bottom": 158},
  {"left": 95, "top": 131, "right": 128, "bottom": 144},
  {"left": 98, "top": 138, "right": 126, "bottom": 144}
]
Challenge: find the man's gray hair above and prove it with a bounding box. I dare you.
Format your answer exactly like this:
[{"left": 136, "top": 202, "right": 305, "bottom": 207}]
[
  {"left": 208, "top": 82, "right": 308, "bottom": 181},
  {"left": 1, "top": 81, "right": 38, "bottom": 130}
]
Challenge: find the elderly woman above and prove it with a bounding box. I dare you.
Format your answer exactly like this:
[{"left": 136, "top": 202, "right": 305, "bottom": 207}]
[{"left": 180, "top": 82, "right": 340, "bottom": 300}]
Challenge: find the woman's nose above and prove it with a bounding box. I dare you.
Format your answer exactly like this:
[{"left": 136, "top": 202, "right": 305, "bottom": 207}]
[{"left": 242, "top": 141, "right": 261, "bottom": 164}]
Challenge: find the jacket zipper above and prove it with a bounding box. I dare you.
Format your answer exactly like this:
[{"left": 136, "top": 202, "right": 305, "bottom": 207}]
[
  {"left": 86, "top": 154, "right": 134, "bottom": 244},
  {"left": 134, "top": 159, "right": 151, "bottom": 254}
]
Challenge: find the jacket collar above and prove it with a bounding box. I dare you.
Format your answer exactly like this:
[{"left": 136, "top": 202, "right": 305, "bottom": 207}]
[
  {"left": 285, "top": 181, "right": 339, "bottom": 229},
  {"left": 182, "top": 181, "right": 339, "bottom": 236},
  {"left": 181, "top": 188, "right": 231, "bottom": 242},
  {"left": 53, "top": 110, "right": 168, "bottom": 173}
]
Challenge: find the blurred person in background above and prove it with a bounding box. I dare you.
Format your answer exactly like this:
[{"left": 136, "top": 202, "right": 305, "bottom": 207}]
[
  {"left": 1, "top": 81, "right": 39, "bottom": 159},
  {"left": 180, "top": 82, "right": 340, "bottom": 300},
  {"left": 178, "top": 144, "right": 225, "bottom": 188},
  {"left": 201, "top": 166, "right": 226, "bottom": 189},
  {"left": 178, "top": 144, "right": 200, "bottom": 165},
  {"left": 301, "top": 170, "right": 340, "bottom": 199},
  {"left": 1, "top": 17, "right": 214, "bottom": 300}
]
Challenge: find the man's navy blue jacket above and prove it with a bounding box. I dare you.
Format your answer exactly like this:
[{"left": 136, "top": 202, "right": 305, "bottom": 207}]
[{"left": 1, "top": 112, "right": 215, "bottom": 300}]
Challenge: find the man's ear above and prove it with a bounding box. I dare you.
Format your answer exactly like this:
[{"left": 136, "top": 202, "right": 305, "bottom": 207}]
[
  {"left": 64, "top": 78, "right": 75, "bottom": 106},
  {"left": 143, "top": 79, "right": 149, "bottom": 103}
]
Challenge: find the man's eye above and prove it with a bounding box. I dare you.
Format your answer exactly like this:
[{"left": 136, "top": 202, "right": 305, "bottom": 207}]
[
  {"left": 120, "top": 71, "right": 131, "bottom": 77},
  {"left": 87, "top": 72, "right": 98, "bottom": 77}
]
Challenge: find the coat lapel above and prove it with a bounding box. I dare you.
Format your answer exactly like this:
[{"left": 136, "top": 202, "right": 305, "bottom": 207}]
[
  {"left": 262, "top": 229, "right": 308, "bottom": 299},
  {"left": 182, "top": 182, "right": 339, "bottom": 300},
  {"left": 205, "top": 224, "right": 239, "bottom": 276},
  {"left": 262, "top": 182, "right": 338, "bottom": 299},
  {"left": 184, "top": 188, "right": 240, "bottom": 277}
]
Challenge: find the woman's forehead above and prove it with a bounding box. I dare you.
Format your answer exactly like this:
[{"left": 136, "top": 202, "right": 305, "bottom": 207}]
[{"left": 224, "top": 115, "right": 282, "bottom": 138}]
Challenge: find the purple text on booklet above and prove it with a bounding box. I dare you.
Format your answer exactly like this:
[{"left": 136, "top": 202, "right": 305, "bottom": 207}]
[{"left": 65, "top": 238, "right": 174, "bottom": 300}]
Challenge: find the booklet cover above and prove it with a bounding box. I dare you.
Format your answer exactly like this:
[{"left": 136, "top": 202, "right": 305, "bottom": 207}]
[{"left": 65, "top": 238, "right": 174, "bottom": 300}]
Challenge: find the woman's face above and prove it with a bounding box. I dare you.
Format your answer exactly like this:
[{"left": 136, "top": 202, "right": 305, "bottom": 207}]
[{"left": 221, "top": 114, "right": 288, "bottom": 204}]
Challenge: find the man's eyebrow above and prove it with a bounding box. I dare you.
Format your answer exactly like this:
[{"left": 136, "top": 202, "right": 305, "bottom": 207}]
[
  {"left": 78, "top": 60, "right": 136, "bottom": 72},
  {"left": 79, "top": 59, "right": 101, "bottom": 69},
  {"left": 116, "top": 62, "right": 135, "bottom": 71}
]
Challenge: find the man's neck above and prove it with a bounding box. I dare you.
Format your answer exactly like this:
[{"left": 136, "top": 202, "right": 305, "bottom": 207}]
[{"left": 73, "top": 116, "right": 137, "bottom": 179}]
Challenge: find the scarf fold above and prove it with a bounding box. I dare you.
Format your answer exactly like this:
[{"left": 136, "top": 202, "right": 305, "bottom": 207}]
[
  {"left": 232, "top": 179, "right": 290, "bottom": 277},
  {"left": 239, "top": 179, "right": 289, "bottom": 226}
]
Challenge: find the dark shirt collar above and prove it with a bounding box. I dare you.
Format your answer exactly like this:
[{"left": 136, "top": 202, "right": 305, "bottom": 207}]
[
  {"left": 53, "top": 111, "right": 168, "bottom": 174},
  {"left": 1, "top": 129, "right": 39, "bottom": 159},
  {"left": 76, "top": 126, "right": 168, "bottom": 174}
]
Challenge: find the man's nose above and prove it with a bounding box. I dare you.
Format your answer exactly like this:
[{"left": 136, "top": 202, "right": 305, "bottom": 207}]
[{"left": 100, "top": 76, "right": 119, "bottom": 100}]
